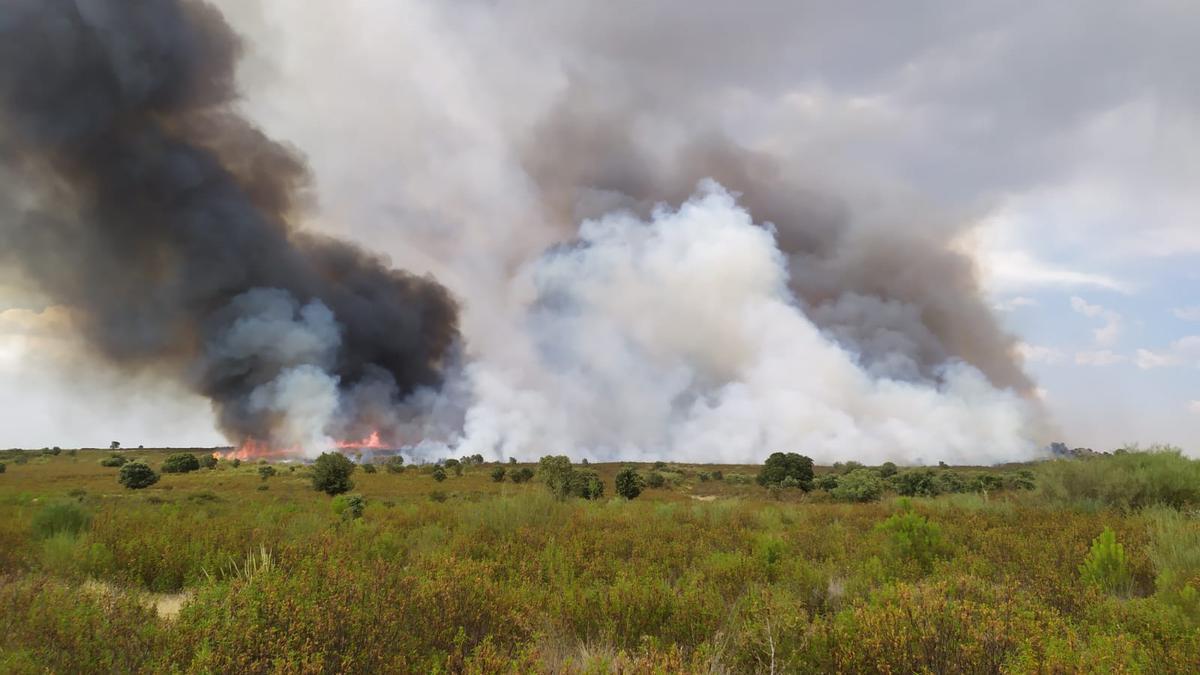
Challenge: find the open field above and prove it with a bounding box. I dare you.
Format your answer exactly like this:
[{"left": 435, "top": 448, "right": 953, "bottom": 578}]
[{"left": 1, "top": 448, "right": 1199, "bottom": 673}]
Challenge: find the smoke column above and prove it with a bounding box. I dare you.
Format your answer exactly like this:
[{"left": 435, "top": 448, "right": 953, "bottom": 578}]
[
  {"left": 1, "top": 0, "right": 1048, "bottom": 463},
  {"left": 0, "top": 0, "right": 458, "bottom": 455}
]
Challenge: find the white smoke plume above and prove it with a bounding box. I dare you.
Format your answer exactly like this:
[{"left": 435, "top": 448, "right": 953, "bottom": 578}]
[{"left": 450, "top": 182, "right": 1038, "bottom": 463}]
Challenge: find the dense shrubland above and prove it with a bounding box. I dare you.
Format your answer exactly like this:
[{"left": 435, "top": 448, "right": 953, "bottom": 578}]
[{"left": 0, "top": 448, "right": 1197, "bottom": 672}]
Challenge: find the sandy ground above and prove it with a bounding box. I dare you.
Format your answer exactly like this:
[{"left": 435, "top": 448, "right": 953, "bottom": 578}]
[{"left": 81, "top": 579, "right": 193, "bottom": 620}]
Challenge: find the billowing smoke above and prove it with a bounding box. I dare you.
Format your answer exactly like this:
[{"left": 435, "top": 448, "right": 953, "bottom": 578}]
[
  {"left": 1, "top": 0, "right": 1047, "bottom": 463},
  {"left": 0, "top": 0, "right": 457, "bottom": 456}
]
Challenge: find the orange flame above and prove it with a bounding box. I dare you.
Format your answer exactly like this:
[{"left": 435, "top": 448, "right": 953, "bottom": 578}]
[{"left": 216, "top": 430, "right": 389, "bottom": 461}]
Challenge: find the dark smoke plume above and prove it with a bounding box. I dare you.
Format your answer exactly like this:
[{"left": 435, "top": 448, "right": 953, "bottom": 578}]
[{"left": 0, "top": 0, "right": 457, "bottom": 450}]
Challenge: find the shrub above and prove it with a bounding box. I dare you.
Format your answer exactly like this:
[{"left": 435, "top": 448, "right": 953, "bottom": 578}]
[
  {"left": 199, "top": 454, "right": 218, "bottom": 469},
  {"left": 970, "top": 473, "right": 1004, "bottom": 493},
  {"left": 895, "top": 469, "right": 938, "bottom": 497},
  {"left": 725, "top": 473, "right": 754, "bottom": 485},
  {"left": 538, "top": 455, "right": 576, "bottom": 500},
  {"left": 491, "top": 467, "right": 507, "bottom": 482},
  {"left": 256, "top": 484, "right": 269, "bottom": 491},
  {"left": 615, "top": 466, "right": 644, "bottom": 500},
  {"left": 1079, "top": 527, "right": 1132, "bottom": 596},
  {"left": 569, "top": 469, "right": 605, "bottom": 500},
  {"left": 31, "top": 501, "right": 91, "bottom": 540},
  {"left": 710, "top": 470, "right": 723, "bottom": 481},
  {"left": 386, "top": 456, "right": 405, "bottom": 473},
  {"left": 509, "top": 467, "right": 534, "bottom": 484},
  {"left": 756, "top": 452, "right": 814, "bottom": 490},
  {"left": 99, "top": 455, "right": 127, "bottom": 468},
  {"left": 933, "top": 470, "right": 967, "bottom": 495},
  {"left": 361, "top": 463, "right": 377, "bottom": 474},
  {"left": 815, "top": 474, "right": 839, "bottom": 491},
  {"left": 646, "top": 472, "right": 667, "bottom": 489},
  {"left": 311, "top": 452, "right": 356, "bottom": 496},
  {"left": 429, "top": 490, "right": 448, "bottom": 503},
  {"left": 444, "top": 458, "right": 463, "bottom": 476},
  {"left": 653, "top": 461, "right": 667, "bottom": 470},
  {"left": 1039, "top": 447, "right": 1200, "bottom": 510},
  {"left": 258, "top": 465, "right": 276, "bottom": 481},
  {"left": 162, "top": 453, "right": 201, "bottom": 474},
  {"left": 0, "top": 462, "right": 5, "bottom": 474},
  {"left": 877, "top": 505, "right": 949, "bottom": 575},
  {"left": 118, "top": 462, "right": 159, "bottom": 489},
  {"left": 1146, "top": 508, "right": 1200, "bottom": 615},
  {"left": 332, "top": 494, "right": 366, "bottom": 520},
  {"left": 879, "top": 461, "right": 898, "bottom": 478},
  {"left": 432, "top": 466, "right": 447, "bottom": 482},
  {"left": 831, "top": 469, "right": 884, "bottom": 502},
  {"left": 698, "top": 472, "right": 711, "bottom": 482},
  {"left": 229, "top": 458, "right": 242, "bottom": 468}
]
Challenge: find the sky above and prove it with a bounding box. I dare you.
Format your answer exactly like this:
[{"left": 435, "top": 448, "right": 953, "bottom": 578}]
[{"left": 1, "top": 0, "right": 1198, "bottom": 455}]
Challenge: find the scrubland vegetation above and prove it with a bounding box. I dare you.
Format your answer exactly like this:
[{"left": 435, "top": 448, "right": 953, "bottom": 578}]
[{"left": 0, "top": 445, "right": 1198, "bottom": 672}]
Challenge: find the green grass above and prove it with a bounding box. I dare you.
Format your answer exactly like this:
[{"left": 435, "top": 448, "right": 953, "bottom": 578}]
[{"left": 0, "top": 449, "right": 1197, "bottom": 672}]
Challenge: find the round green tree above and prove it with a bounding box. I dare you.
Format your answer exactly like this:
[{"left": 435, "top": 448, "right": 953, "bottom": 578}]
[
  {"left": 162, "top": 453, "right": 201, "bottom": 474},
  {"left": 432, "top": 466, "right": 447, "bottom": 482},
  {"left": 615, "top": 466, "right": 645, "bottom": 500},
  {"left": 311, "top": 452, "right": 355, "bottom": 496},
  {"left": 118, "top": 462, "right": 159, "bottom": 490}
]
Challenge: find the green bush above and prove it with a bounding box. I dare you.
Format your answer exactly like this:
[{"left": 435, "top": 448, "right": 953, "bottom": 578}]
[
  {"left": 491, "top": 467, "right": 507, "bottom": 482},
  {"left": 432, "top": 466, "right": 447, "bottom": 482},
  {"left": 815, "top": 474, "right": 838, "bottom": 491},
  {"left": 894, "top": 469, "right": 938, "bottom": 497},
  {"left": 0, "top": 461, "right": 5, "bottom": 474},
  {"left": 361, "top": 463, "right": 377, "bottom": 474},
  {"left": 258, "top": 465, "right": 276, "bottom": 481},
  {"left": 569, "top": 470, "right": 605, "bottom": 500},
  {"left": 444, "top": 458, "right": 463, "bottom": 476},
  {"left": 31, "top": 501, "right": 91, "bottom": 540},
  {"left": 615, "top": 467, "right": 644, "bottom": 500},
  {"left": 756, "top": 452, "right": 814, "bottom": 489},
  {"left": 199, "top": 454, "right": 218, "bottom": 469},
  {"left": 383, "top": 456, "right": 404, "bottom": 473},
  {"left": 537, "top": 455, "right": 576, "bottom": 500},
  {"left": 118, "top": 462, "right": 159, "bottom": 489},
  {"left": 229, "top": 458, "right": 241, "bottom": 468},
  {"left": 332, "top": 494, "right": 366, "bottom": 520},
  {"left": 876, "top": 505, "right": 949, "bottom": 575},
  {"left": 509, "top": 467, "right": 534, "bottom": 484},
  {"left": 311, "top": 452, "right": 355, "bottom": 496},
  {"left": 698, "top": 472, "right": 711, "bottom": 482},
  {"left": 710, "top": 470, "right": 723, "bottom": 481},
  {"left": 725, "top": 473, "right": 753, "bottom": 485},
  {"left": 1079, "top": 526, "right": 1132, "bottom": 597},
  {"left": 831, "top": 469, "right": 884, "bottom": 502},
  {"left": 646, "top": 472, "right": 666, "bottom": 489},
  {"left": 99, "top": 455, "right": 127, "bottom": 468},
  {"left": 161, "top": 453, "right": 201, "bottom": 474},
  {"left": 879, "top": 461, "right": 898, "bottom": 478},
  {"left": 1040, "top": 448, "right": 1200, "bottom": 510}
]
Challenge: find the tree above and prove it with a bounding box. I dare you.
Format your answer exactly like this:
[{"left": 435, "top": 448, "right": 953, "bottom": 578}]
[
  {"left": 831, "top": 469, "right": 884, "bottom": 503},
  {"left": 879, "top": 461, "right": 899, "bottom": 478},
  {"left": 815, "top": 474, "right": 839, "bottom": 491},
  {"left": 443, "top": 458, "right": 463, "bottom": 476},
  {"left": 118, "top": 462, "right": 159, "bottom": 489},
  {"left": 161, "top": 453, "right": 200, "bottom": 474},
  {"left": 756, "top": 452, "right": 814, "bottom": 490},
  {"left": 361, "top": 463, "right": 377, "bottom": 474},
  {"left": 491, "top": 467, "right": 507, "bottom": 482},
  {"left": 570, "top": 469, "right": 605, "bottom": 500},
  {"left": 0, "top": 462, "right": 6, "bottom": 474},
  {"left": 311, "top": 452, "right": 355, "bottom": 496},
  {"left": 509, "top": 467, "right": 534, "bottom": 484},
  {"left": 432, "top": 466, "right": 447, "bottom": 482},
  {"left": 385, "top": 456, "right": 405, "bottom": 474},
  {"left": 508, "top": 457, "right": 517, "bottom": 465},
  {"left": 615, "top": 466, "right": 644, "bottom": 500},
  {"left": 538, "top": 455, "right": 576, "bottom": 500},
  {"left": 258, "top": 465, "right": 276, "bottom": 481},
  {"left": 110, "top": 441, "right": 120, "bottom": 450}
]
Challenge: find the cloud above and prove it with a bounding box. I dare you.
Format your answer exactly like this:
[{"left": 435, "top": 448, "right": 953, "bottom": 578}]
[
  {"left": 994, "top": 296, "right": 1039, "bottom": 312},
  {"left": 1173, "top": 306, "right": 1200, "bottom": 321},
  {"left": 1017, "top": 342, "right": 1064, "bottom": 365},
  {"left": 1189, "top": 401, "right": 1200, "bottom": 415},
  {"left": 1136, "top": 336, "right": 1200, "bottom": 369},
  {"left": 1070, "top": 297, "right": 1122, "bottom": 346},
  {"left": 1074, "top": 350, "right": 1126, "bottom": 367}
]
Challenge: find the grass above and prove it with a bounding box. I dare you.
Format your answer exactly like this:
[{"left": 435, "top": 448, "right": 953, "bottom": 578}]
[{"left": 0, "top": 449, "right": 1197, "bottom": 672}]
